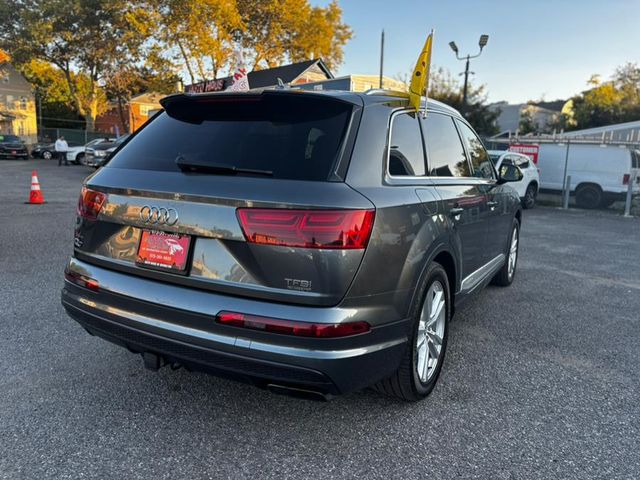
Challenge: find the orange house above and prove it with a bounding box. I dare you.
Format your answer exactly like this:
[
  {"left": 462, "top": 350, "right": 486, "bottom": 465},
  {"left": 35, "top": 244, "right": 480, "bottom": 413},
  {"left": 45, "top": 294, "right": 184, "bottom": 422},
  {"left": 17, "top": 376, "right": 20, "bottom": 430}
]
[{"left": 95, "top": 92, "right": 163, "bottom": 135}]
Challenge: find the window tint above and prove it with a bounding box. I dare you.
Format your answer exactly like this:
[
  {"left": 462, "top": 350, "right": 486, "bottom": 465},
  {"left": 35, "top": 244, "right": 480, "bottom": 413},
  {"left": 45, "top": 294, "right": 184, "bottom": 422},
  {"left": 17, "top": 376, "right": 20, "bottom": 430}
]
[
  {"left": 388, "top": 112, "right": 425, "bottom": 176},
  {"left": 422, "top": 113, "right": 470, "bottom": 177},
  {"left": 106, "top": 94, "right": 352, "bottom": 181},
  {"left": 456, "top": 120, "right": 494, "bottom": 180}
]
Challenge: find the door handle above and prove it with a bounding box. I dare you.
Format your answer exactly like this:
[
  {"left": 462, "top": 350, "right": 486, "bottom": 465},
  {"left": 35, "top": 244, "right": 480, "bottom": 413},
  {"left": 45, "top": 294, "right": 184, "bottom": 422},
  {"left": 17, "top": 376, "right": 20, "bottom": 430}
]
[
  {"left": 449, "top": 207, "right": 465, "bottom": 217},
  {"left": 487, "top": 201, "right": 498, "bottom": 208}
]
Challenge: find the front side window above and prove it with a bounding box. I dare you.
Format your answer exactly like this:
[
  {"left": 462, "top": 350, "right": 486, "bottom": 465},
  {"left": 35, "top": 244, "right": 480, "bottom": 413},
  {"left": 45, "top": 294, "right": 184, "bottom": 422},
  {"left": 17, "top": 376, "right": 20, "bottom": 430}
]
[
  {"left": 456, "top": 120, "right": 494, "bottom": 180},
  {"left": 422, "top": 113, "right": 470, "bottom": 177},
  {"left": 388, "top": 112, "right": 425, "bottom": 176}
]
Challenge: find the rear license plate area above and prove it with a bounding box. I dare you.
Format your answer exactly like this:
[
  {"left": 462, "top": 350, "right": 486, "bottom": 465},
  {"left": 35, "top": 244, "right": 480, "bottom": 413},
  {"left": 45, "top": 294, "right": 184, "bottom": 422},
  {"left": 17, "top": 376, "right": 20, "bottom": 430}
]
[{"left": 136, "top": 230, "right": 191, "bottom": 273}]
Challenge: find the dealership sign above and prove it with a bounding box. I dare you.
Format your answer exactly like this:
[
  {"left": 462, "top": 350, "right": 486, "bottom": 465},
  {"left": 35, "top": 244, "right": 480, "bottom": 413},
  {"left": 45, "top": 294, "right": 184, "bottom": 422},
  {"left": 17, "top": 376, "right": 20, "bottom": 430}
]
[
  {"left": 509, "top": 144, "right": 540, "bottom": 164},
  {"left": 185, "top": 79, "right": 226, "bottom": 93}
]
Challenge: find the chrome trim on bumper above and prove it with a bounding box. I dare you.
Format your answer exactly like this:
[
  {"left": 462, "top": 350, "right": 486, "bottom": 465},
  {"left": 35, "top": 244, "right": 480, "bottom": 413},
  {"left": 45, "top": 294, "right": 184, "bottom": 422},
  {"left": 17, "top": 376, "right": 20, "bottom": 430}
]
[{"left": 64, "top": 290, "right": 403, "bottom": 361}]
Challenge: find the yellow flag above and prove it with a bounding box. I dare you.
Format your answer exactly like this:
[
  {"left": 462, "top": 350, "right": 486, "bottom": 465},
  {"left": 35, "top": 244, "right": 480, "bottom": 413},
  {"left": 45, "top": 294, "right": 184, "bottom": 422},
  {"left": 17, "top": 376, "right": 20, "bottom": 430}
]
[{"left": 409, "top": 30, "right": 434, "bottom": 111}]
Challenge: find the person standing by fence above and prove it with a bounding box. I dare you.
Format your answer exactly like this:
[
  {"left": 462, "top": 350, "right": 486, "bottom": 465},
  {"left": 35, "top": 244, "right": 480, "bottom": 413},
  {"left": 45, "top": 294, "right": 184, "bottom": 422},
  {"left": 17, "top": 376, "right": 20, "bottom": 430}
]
[{"left": 55, "top": 135, "right": 68, "bottom": 166}]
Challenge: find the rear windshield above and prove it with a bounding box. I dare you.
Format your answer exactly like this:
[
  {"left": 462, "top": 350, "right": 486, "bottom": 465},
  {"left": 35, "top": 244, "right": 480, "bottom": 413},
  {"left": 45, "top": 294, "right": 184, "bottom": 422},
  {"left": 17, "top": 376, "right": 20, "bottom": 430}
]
[
  {"left": 633, "top": 150, "right": 640, "bottom": 169},
  {"left": 106, "top": 94, "right": 353, "bottom": 181}
]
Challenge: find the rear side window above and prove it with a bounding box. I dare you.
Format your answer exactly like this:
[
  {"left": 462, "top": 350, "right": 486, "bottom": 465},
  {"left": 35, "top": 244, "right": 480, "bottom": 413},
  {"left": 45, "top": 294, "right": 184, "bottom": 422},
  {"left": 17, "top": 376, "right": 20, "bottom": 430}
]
[
  {"left": 421, "top": 113, "right": 470, "bottom": 177},
  {"left": 456, "top": 120, "right": 494, "bottom": 180},
  {"left": 106, "top": 94, "right": 353, "bottom": 181},
  {"left": 509, "top": 154, "right": 530, "bottom": 169},
  {"left": 388, "top": 112, "right": 426, "bottom": 176}
]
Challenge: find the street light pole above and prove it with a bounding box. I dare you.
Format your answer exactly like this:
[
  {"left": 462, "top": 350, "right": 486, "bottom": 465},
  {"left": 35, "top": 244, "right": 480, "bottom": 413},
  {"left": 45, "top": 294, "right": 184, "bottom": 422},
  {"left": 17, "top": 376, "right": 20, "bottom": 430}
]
[
  {"left": 449, "top": 35, "right": 489, "bottom": 112},
  {"left": 462, "top": 55, "right": 470, "bottom": 106}
]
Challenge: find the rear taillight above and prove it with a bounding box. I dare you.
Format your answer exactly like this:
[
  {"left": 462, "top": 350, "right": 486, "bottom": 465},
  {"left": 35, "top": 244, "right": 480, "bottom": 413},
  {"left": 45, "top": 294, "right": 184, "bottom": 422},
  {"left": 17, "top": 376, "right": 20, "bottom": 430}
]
[
  {"left": 216, "top": 311, "right": 370, "bottom": 338},
  {"left": 64, "top": 267, "right": 100, "bottom": 292},
  {"left": 623, "top": 174, "right": 630, "bottom": 185},
  {"left": 77, "top": 186, "right": 107, "bottom": 220},
  {"left": 236, "top": 208, "right": 375, "bottom": 249}
]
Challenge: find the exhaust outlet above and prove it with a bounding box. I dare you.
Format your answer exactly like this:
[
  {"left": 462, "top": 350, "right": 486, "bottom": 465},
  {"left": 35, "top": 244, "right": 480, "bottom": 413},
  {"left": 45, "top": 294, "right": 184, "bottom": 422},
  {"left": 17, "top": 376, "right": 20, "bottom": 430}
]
[
  {"left": 142, "top": 352, "right": 161, "bottom": 371},
  {"left": 266, "top": 384, "right": 332, "bottom": 402}
]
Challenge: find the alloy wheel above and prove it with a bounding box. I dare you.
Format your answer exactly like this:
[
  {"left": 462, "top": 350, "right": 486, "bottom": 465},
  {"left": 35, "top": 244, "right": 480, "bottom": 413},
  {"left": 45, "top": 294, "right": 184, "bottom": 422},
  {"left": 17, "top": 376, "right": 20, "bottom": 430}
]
[
  {"left": 508, "top": 227, "right": 518, "bottom": 279},
  {"left": 416, "top": 280, "right": 446, "bottom": 383}
]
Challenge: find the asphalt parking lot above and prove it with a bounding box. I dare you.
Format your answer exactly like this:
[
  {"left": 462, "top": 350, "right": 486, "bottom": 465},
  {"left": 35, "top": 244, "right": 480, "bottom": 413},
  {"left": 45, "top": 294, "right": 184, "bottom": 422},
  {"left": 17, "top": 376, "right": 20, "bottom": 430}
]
[{"left": 1, "top": 159, "right": 639, "bottom": 479}]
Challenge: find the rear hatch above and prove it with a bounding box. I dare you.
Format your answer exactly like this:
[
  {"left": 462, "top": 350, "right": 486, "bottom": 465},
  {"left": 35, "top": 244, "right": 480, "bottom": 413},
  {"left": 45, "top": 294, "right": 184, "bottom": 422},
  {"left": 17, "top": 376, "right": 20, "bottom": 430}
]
[{"left": 74, "top": 91, "right": 372, "bottom": 306}]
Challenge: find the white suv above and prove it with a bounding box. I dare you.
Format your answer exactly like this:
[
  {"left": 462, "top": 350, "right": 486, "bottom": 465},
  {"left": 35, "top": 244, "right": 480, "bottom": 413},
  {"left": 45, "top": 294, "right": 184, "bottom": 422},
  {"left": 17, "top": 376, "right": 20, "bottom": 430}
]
[{"left": 489, "top": 150, "right": 540, "bottom": 208}]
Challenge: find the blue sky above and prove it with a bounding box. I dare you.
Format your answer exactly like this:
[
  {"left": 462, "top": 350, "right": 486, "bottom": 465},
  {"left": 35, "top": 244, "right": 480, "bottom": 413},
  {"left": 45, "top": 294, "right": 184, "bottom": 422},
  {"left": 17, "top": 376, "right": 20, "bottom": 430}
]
[{"left": 311, "top": 0, "right": 639, "bottom": 103}]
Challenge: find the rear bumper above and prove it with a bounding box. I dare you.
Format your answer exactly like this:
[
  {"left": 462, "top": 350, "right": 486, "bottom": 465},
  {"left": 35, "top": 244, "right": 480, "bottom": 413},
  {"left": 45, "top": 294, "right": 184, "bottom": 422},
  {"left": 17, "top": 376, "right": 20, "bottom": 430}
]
[
  {"left": 0, "top": 152, "right": 28, "bottom": 159},
  {"left": 61, "top": 258, "right": 408, "bottom": 395}
]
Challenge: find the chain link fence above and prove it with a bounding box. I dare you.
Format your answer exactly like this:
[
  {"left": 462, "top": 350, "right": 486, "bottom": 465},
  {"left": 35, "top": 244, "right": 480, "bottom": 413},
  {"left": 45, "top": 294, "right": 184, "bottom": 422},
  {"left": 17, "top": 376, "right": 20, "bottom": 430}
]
[{"left": 38, "top": 127, "right": 114, "bottom": 145}]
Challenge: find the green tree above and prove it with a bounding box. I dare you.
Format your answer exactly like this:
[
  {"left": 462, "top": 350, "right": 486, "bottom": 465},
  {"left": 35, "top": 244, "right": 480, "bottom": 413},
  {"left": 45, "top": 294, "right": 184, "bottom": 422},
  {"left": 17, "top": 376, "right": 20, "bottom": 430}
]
[
  {"left": 128, "top": 0, "right": 243, "bottom": 84},
  {"left": 409, "top": 66, "right": 499, "bottom": 136},
  {"left": 0, "top": 0, "right": 146, "bottom": 131},
  {"left": 20, "top": 59, "right": 93, "bottom": 128},
  {"left": 238, "top": 0, "right": 352, "bottom": 71},
  {"left": 518, "top": 105, "right": 539, "bottom": 134},
  {"left": 569, "top": 63, "right": 640, "bottom": 130},
  {"left": 131, "top": 0, "right": 352, "bottom": 82}
]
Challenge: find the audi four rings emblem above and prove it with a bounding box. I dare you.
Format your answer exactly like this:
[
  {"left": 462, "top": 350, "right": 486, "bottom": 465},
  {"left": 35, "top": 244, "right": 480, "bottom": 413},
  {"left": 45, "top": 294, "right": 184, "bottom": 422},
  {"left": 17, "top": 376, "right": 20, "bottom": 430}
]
[{"left": 139, "top": 206, "right": 179, "bottom": 226}]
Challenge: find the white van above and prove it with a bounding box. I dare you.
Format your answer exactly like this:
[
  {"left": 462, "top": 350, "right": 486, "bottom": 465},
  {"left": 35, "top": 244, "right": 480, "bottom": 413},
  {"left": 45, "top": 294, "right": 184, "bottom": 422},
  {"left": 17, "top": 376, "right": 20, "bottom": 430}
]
[{"left": 537, "top": 144, "right": 640, "bottom": 208}]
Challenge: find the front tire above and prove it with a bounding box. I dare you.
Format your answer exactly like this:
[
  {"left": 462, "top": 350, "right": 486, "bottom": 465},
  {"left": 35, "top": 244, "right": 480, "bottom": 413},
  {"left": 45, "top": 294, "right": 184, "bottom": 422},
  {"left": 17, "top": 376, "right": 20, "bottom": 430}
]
[
  {"left": 42, "top": 150, "right": 52, "bottom": 160},
  {"left": 373, "top": 262, "right": 450, "bottom": 401},
  {"left": 492, "top": 218, "right": 520, "bottom": 286}
]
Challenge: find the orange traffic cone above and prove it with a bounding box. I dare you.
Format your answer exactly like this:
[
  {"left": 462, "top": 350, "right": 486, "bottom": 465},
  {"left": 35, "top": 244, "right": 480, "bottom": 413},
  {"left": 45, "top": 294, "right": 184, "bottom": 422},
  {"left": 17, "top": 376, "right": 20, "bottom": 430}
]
[{"left": 28, "top": 170, "right": 45, "bottom": 204}]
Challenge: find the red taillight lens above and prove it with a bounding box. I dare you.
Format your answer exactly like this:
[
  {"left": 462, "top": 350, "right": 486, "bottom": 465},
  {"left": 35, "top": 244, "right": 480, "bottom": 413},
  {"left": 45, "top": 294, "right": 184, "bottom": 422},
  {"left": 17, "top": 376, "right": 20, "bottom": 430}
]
[
  {"left": 236, "top": 208, "right": 375, "bottom": 249},
  {"left": 623, "top": 174, "right": 630, "bottom": 185},
  {"left": 77, "top": 186, "right": 107, "bottom": 220},
  {"left": 64, "top": 268, "right": 100, "bottom": 292},
  {"left": 216, "top": 311, "right": 370, "bottom": 338}
]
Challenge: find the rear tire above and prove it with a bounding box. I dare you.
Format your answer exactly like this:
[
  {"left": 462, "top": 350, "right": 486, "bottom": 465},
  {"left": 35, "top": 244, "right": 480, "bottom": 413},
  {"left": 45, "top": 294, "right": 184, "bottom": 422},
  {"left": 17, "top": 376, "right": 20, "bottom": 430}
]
[
  {"left": 522, "top": 183, "right": 537, "bottom": 209},
  {"left": 492, "top": 218, "right": 520, "bottom": 287},
  {"left": 575, "top": 184, "right": 602, "bottom": 209},
  {"left": 373, "top": 262, "right": 450, "bottom": 401}
]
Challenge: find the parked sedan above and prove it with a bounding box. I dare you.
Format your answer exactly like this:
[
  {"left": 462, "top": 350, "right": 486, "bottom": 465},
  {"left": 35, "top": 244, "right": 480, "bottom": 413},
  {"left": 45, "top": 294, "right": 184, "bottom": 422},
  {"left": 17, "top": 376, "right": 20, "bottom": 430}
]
[
  {"left": 489, "top": 150, "right": 540, "bottom": 208},
  {"left": 66, "top": 138, "right": 114, "bottom": 165},
  {"left": 32, "top": 140, "right": 81, "bottom": 159},
  {"left": 0, "top": 134, "right": 29, "bottom": 160},
  {"left": 30, "top": 142, "right": 55, "bottom": 159}
]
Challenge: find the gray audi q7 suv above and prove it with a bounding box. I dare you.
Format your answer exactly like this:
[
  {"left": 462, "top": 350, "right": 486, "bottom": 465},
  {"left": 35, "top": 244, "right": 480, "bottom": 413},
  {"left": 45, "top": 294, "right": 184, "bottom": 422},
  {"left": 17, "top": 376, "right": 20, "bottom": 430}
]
[{"left": 62, "top": 89, "right": 523, "bottom": 401}]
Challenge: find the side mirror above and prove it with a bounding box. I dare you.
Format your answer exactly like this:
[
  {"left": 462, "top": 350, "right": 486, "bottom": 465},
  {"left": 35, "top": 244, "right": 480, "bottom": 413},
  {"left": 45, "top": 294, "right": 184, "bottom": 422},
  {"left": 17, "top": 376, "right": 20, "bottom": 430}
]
[{"left": 497, "top": 164, "right": 523, "bottom": 184}]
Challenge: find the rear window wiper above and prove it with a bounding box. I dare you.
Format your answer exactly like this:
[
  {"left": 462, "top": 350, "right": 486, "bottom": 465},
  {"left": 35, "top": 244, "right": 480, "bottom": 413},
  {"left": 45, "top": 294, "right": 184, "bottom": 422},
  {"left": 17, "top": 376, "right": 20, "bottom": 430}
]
[{"left": 175, "top": 156, "right": 273, "bottom": 176}]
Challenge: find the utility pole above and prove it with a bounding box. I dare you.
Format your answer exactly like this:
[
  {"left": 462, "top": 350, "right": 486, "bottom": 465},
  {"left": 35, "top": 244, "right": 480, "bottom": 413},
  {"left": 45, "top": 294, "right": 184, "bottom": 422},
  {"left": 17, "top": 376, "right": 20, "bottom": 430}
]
[
  {"left": 379, "top": 29, "right": 385, "bottom": 89},
  {"left": 36, "top": 90, "right": 42, "bottom": 139},
  {"left": 449, "top": 35, "right": 489, "bottom": 112}
]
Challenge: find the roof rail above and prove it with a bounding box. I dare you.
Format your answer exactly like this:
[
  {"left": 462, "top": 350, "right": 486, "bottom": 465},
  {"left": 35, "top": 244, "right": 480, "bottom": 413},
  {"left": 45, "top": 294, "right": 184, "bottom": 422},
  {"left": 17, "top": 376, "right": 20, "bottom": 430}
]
[{"left": 364, "top": 88, "right": 409, "bottom": 97}]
